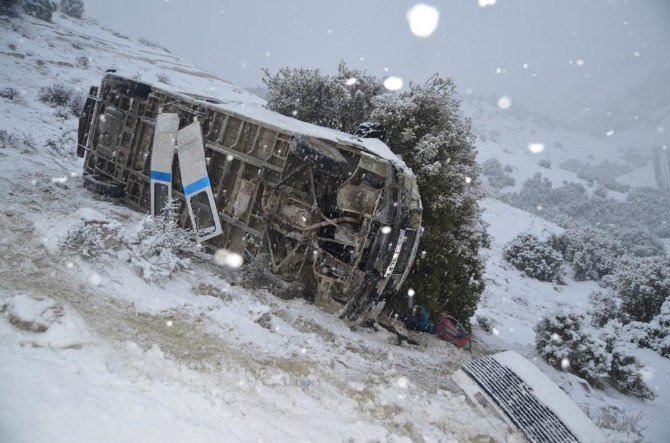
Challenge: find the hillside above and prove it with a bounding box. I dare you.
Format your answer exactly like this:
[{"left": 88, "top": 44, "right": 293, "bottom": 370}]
[{"left": 1, "top": 9, "right": 668, "bottom": 443}]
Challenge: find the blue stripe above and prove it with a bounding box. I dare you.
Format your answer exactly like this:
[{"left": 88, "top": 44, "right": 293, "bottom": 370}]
[
  {"left": 183, "top": 176, "right": 210, "bottom": 196},
  {"left": 151, "top": 170, "right": 172, "bottom": 182}
]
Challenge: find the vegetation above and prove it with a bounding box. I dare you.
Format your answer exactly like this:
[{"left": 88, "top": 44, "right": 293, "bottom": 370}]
[{"left": 264, "top": 64, "right": 487, "bottom": 323}]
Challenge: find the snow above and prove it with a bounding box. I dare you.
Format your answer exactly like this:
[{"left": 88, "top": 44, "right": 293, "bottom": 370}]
[
  {"left": 1, "top": 9, "right": 668, "bottom": 443},
  {"left": 406, "top": 4, "right": 440, "bottom": 38},
  {"left": 497, "top": 95, "right": 512, "bottom": 110},
  {"left": 0, "top": 12, "right": 510, "bottom": 443},
  {"left": 383, "top": 76, "right": 404, "bottom": 91}
]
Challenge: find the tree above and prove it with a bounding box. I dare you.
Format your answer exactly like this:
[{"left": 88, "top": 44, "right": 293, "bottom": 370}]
[
  {"left": 21, "top": 0, "right": 55, "bottom": 21},
  {"left": 263, "top": 61, "right": 384, "bottom": 134},
  {"left": 264, "top": 65, "right": 487, "bottom": 323},
  {"left": 60, "top": 0, "right": 84, "bottom": 19}
]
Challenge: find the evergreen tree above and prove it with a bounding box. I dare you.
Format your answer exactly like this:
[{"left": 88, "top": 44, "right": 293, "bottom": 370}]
[{"left": 264, "top": 65, "right": 487, "bottom": 323}]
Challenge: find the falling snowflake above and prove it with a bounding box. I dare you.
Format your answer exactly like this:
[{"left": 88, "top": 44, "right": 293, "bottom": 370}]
[
  {"left": 527, "top": 143, "right": 545, "bottom": 154},
  {"left": 383, "top": 76, "right": 403, "bottom": 91},
  {"left": 606, "top": 130, "right": 614, "bottom": 137},
  {"left": 345, "top": 77, "right": 357, "bottom": 86},
  {"left": 561, "top": 358, "right": 570, "bottom": 369},
  {"left": 522, "top": 62, "right": 529, "bottom": 69},
  {"left": 380, "top": 226, "right": 392, "bottom": 234},
  {"left": 407, "top": 288, "right": 415, "bottom": 297},
  {"left": 396, "top": 376, "right": 409, "bottom": 389},
  {"left": 478, "top": 0, "right": 497, "bottom": 7},
  {"left": 89, "top": 272, "right": 102, "bottom": 286},
  {"left": 576, "top": 59, "right": 585, "bottom": 66},
  {"left": 406, "top": 3, "right": 440, "bottom": 38},
  {"left": 291, "top": 110, "right": 298, "bottom": 116},
  {"left": 214, "top": 249, "right": 244, "bottom": 268},
  {"left": 166, "top": 320, "right": 173, "bottom": 327},
  {"left": 465, "top": 176, "right": 472, "bottom": 184},
  {"left": 497, "top": 95, "right": 512, "bottom": 110},
  {"left": 66, "top": 261, "right": 74, "bottom": 269}
]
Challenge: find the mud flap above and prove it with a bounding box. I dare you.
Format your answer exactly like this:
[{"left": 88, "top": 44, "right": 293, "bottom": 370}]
[
  {"left": 150, "top": 113, "right": 179, "bottom": 216},
  {"left": 176, "top": 121, "right": 222, "bottom": 242}
]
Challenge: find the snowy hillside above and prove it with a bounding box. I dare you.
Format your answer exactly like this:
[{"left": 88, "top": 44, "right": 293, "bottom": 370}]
[
  {"left": 1, "top": 9, "right": 668, "bottom": 443},
  {"left": 0, "top": 11, "right": 511, "bottom": 443}
]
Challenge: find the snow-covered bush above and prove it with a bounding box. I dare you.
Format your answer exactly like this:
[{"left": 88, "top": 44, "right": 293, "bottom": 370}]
[
  {"left": 502, "top": 174, "right": 670, "bottom": 240},
  {"left": 0, "top": 130, "right": 36, "bottom": 154},
  {"left": 549, "top": 227, "right": 624, "bottom": 281},
  {"left": 613, "top": 227, "right": 666, "bottom": 258},
  {"left": 589, "top": 290, "right": 621, "bottom": 327},
  {"left": 535, "top": 310, "right": 610, "bottom": 387},
  {"left": 120, "top": 207, "right": 202, "bottom": 282},
  {"left": 22, "top": 0, "right": 54, "bottom": 21},
  {"left": 601, "top": 321, "right": 656, "bottom": 400},
  {"left": 63, "top": 205, "right": 202, "bottom": 283},
  {"left": 265, "top": 65, "right": 487, "bottom": 323},
  {"left": 593, "top": 406, "right": 645, "bottom": 442},
  {"left": 0, "top": 87, "right": 21, "bottom": 101},
  {"left": 622, "top": 299, "right": 670, "bottom": 358},
  {"left": 264, "top": 61, "right": 385, "bottom": 134},
  {"left": 0, "top": 0, "right": 21, "bottom": 14},
  {"left": 60, "top": 0, "right": 83, "bottom": 18},
  {"left": 503, "top": 233, "right": 564, "bottom": 283},
  {"left": 537, "top": 159, "right": 552, "bottom": 169},
  {"left": 481, "top": 158, "right": 515, "bottom": 189},
  {"left": 38, "top": 83, "right": 82, "bottom": 116},
  {"left": 603, "top": 255, "right": 670, "bottom": 323},
  {"left": 62, "top": 221, "right": 117, "bottom": 258}
]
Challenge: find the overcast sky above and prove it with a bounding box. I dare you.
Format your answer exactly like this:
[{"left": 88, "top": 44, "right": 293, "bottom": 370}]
[{"left": 85, "top": 0, "right": 670, "bottom": 119}]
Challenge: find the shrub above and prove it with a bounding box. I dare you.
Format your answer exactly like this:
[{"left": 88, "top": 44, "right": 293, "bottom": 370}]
[
  {"left": 535, "top": 310, "right": 610, "bottom": 387},
  {"left": 0, "top": 87, "right": 21, "bottom": 101},
  {"left": 481, "top": 158, "right": 515, "bottom": 189},
  {"left": 60, "top": 0, "right": 84, "bottom": 18},
  {"left": 264, "top": 61, "right": 385, "bottom": 134},
  {"left": 614, "top": 226, "right": 666, "bottom": 258},
  {"left": 75, "top": 55, "right": 89, "bottom": 68},
  {"left": 646, "top": 299, "right": 670, "bottom": 357},
  {"left": 589, "top": 290, "right": 621, "bottom": 327},
  {"left": 549, "top": 227, "right": 624, "bottom": 281},
  {"left": 501, "top": 174, "right": 670, "bottom": 239},
  {"left": 601, "top": 321, "right": 656, "bottom": 400},
  {"left": 603, "top": 255, "right": 670, "bottom": 323},
  {"left": 265, "top": 64, "right": 487, "bottom": 323},
  {"left": 503, "top": 233, "right": 564, "bottom": 283},
  {"left": 63, "top": 204, "right": 202, "bottom": 283},
  {"left": 538, "top": 159, "right": 552, "bottom": 169},
  {"left": 0, "top": 0, "right": 21, "bottom": 14},
  {"left": 38, "top": 83, "right": 82, "bottom": 116},
  {"left": 0, "top": 130, "right": 36, "bottom": 154},
  {"left": 22, "top": 0, "right": 54, "bottom": 21}
]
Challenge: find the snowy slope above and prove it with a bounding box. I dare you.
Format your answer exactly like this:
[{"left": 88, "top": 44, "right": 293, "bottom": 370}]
[
  {"left": 462, "top": 94, "right": 661, "bottom": 191},
  {"left": 0, "top": 12, "right": 515, "bottom": 443},
  {"left": 1, "top": 10, "right": 668, "bottom": 443}
]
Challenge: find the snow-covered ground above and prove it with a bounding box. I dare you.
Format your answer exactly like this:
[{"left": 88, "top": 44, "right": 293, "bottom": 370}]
[{"left": 1, "top": 10, "right": 668, "bottom": 443}]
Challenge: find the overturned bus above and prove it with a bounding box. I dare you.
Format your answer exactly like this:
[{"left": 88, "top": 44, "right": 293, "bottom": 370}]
[{"left": 77, "top": 73, "right": 422, "bottom": 324}]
